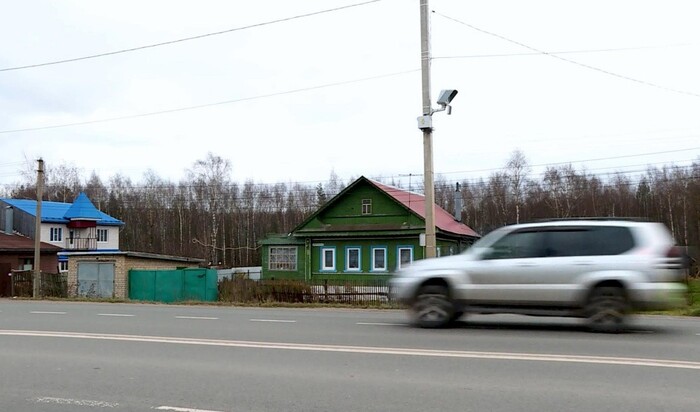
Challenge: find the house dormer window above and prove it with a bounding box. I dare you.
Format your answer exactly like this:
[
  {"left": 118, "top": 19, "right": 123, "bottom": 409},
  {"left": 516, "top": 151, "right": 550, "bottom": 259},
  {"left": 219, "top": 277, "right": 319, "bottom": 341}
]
[{"left": 361, "top": 199, "right": 372, "bottom": 215}]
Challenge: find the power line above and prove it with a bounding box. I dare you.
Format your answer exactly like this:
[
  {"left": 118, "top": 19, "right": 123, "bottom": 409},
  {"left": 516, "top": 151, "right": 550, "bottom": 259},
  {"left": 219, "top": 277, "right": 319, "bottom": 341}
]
[
  {"left": 432, "top": 11, "right": 700, "bottom": 99},
  {"left": 434, "top": 147, "right": 700, "bottom": 177},
  {"left": 0, "top": 69, "right": 419, "bottom": 135},
  {"left": 433, "top": 43, "right": 697, "bottom": 60},
  {"left": 0, "top": 152, "right": 696, "bottom": 194},
  {"left": 0, "top": 0, "right": 384, "bottom": 73},
  {"left": 1, "top": 157, "right": 696, "bottom": 196}
]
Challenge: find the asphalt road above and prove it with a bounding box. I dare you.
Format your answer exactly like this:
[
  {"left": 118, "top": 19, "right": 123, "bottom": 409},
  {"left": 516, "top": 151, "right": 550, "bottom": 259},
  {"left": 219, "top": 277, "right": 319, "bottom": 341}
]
[{"left": 1, "top": 300, "right": 699, "bottom": 412}]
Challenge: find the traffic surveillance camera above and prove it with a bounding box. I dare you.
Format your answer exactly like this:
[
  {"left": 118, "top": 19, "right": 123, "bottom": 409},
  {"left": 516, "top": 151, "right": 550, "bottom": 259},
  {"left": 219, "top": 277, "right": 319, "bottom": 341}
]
[{"left": 437, "top": 89, "right": 458, "bottom": 106}]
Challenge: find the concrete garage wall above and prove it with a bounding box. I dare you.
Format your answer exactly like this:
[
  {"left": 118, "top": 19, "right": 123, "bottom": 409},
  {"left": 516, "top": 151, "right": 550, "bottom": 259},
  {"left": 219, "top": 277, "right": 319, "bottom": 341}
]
[{"left": 67, "top": 252, "right": 204, "bottom": 299}]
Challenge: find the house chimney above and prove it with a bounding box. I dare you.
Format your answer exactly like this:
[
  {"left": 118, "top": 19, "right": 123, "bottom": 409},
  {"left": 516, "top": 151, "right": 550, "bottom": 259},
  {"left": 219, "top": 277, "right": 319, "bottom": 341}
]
[
  {"left": 454, "top": 183, "right": 462, "bottom": 221},
  {"left": 3, "top": 206, "right": 12, "bottom": 234}
]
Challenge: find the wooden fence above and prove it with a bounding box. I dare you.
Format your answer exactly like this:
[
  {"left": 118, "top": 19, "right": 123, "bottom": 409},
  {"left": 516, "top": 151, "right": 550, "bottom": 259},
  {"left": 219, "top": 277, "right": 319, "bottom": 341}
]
[{"left": 9, "top": 271, "right": 68, "bottom": 298}]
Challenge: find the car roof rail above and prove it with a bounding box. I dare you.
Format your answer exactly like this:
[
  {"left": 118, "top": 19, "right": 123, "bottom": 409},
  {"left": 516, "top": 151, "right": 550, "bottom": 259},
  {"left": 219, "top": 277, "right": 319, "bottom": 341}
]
[{"left": 524, "top": 217, "right": 649, "bottom": 223}]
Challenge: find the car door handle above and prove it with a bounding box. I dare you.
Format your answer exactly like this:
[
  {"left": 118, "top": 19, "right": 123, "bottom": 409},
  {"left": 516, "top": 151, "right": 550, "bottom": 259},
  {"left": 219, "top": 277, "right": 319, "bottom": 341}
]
[
  {"left": 573, "top": 261, "right": 592, "bottom": 266},
  {"left": 517, "top": 263, "right": 535, "bottom": 267}
]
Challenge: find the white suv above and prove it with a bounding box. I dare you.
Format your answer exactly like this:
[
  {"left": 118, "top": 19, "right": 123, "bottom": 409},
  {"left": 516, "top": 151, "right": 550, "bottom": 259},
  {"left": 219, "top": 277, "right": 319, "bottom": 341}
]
[{"left": 390, "top": 219, "right": 688, "bottom": 332}]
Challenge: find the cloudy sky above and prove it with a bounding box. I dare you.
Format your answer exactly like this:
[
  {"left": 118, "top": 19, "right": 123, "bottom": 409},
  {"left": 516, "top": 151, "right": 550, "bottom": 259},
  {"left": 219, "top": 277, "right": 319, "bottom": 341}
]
[{"left": 1, "top": 0, "right": 699, "bottom": 189}]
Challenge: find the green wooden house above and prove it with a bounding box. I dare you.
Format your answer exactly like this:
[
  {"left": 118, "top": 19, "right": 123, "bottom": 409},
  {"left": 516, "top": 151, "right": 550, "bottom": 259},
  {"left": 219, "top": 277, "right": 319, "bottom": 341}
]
[{"left": 260, "top": 176, "right": 480, "bottom": 281}]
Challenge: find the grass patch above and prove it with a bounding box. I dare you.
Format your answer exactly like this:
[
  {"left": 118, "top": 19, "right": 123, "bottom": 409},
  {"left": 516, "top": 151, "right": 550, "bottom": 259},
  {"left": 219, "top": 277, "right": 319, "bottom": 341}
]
[{"left": 647, "top": 279, "right": 700, "bottom": 316}]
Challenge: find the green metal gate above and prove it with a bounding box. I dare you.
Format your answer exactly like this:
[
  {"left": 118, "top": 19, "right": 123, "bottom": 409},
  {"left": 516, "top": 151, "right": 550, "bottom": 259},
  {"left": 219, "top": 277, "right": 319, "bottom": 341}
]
[{"left": 128, "top": 268, "right": 218, "bottom": 303}]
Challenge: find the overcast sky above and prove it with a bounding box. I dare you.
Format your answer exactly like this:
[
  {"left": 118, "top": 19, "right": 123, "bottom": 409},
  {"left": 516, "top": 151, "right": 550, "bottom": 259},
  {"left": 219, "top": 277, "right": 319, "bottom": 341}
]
[{"left": 1, "top": 0, "right": 698, "bottom": 190}]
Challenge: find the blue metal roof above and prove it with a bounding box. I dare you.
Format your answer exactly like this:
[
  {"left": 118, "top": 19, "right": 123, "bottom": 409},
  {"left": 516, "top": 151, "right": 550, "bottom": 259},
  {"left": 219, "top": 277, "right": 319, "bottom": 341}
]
[{"left": 1, "top": 195, "right": 124, "bottom": 226}]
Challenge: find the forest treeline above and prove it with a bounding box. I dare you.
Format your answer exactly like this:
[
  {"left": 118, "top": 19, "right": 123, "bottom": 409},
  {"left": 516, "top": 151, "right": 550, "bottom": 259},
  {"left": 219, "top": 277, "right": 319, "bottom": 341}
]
[{"left": 3, "top": 151, "right": 699, "bottom": 268}]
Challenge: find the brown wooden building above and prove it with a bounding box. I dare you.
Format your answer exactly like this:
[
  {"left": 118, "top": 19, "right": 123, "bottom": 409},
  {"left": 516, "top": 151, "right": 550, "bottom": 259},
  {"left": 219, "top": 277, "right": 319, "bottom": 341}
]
[{"left": 0, "top": 232, "right": 61, "bottom": 297}]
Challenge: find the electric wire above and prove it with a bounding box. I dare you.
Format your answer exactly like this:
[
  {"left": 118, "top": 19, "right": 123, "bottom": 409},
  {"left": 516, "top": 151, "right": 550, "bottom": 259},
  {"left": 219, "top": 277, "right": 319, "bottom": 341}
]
[
  {"left": 0, "top": 69, "right": 419, "bottom": 135},
  {"left": 0, "top": 0, "right": 384, "bottom": 73},
  {"left": 433, "top": 11, "right": 700, "bottom": 98},
  {"left": 432, "top": 43, "right": 697, "bottom": 60}
]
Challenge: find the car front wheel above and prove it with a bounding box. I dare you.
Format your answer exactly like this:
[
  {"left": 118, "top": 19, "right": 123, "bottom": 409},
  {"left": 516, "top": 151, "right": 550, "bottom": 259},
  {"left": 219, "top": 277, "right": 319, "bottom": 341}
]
[{"left": 412, "top": 285, "right": 455, "bottom": 328}]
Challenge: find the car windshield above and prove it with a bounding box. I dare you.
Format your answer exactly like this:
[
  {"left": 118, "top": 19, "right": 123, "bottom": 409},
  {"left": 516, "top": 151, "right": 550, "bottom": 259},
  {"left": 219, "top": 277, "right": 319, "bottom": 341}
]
[{"left": 465, "top": 226, "right": 510, "bottom": 253}]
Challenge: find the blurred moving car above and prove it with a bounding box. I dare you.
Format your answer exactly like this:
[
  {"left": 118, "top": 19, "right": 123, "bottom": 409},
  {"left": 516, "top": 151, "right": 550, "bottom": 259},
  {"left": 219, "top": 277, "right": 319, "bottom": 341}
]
[{"left": 390, "top": 219, "right": 688, "bottom": 332}]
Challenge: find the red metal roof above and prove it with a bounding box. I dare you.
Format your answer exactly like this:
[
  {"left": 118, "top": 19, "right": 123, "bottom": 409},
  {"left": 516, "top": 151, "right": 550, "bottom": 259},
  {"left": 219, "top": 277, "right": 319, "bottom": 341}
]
[
  {"left": 0, "top": 232, "right": 62, "bottom": 253},
  {"left": 369, "top": 180, "right": 480, "bottom": 238}
]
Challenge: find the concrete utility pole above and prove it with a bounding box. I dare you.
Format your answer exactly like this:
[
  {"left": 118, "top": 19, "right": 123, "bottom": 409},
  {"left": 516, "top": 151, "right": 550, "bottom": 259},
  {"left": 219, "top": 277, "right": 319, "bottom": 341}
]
[
  {"left": 419, "top": 0, "right": 437, "bottom": 259},
  {"left": 33, "top": 158, "right": 44, "bottom": 298}
]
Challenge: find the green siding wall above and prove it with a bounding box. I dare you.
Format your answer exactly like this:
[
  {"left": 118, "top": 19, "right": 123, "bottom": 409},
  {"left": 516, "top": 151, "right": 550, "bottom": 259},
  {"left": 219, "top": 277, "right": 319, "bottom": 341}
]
[
  {"left": 311, "top": 238, "right": 421, "bottom": 275},
  {"left": 300, "top": 182, "right": 424, "bottom": 231}
]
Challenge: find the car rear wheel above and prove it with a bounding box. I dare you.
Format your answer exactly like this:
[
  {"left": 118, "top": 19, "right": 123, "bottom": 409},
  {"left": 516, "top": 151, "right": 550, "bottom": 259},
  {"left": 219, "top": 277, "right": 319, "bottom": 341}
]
[
  {"left": 586, "top": 286, "right": 629, "bottom": 333},
  {"left": 412, "top": 285, "right": 455, "bottom": 328}
]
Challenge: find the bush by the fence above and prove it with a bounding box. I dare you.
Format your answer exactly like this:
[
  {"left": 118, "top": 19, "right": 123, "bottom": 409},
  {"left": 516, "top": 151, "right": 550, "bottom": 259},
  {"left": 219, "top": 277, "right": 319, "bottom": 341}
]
[
  {"left": 218, "top": 277, "right": 390, "bottom": 304},
  {"left": 219, "top": 278, "right": 313, "bottom": 303}
]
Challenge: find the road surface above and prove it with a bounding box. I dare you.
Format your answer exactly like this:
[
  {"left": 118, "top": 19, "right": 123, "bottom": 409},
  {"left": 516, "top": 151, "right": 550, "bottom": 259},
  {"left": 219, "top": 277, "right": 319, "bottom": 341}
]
[{"left": 1, "top": 300, "right": 699, "bottom": 411}]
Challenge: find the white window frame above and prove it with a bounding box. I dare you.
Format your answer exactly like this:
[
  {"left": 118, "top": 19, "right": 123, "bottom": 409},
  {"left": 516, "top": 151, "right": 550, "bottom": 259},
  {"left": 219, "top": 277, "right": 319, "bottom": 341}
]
[
  {"left": 50, "top": 227, "right": 62, "bottom": 242},
  {"left": 59, "top": 261, "right": 68, "bottom": 272},
  {"left": 321, "top": 247, "right": 336, "bottom": 271},
  {"left": 397, "top": 246, "right": 414, "bottom": 270},
  {"left": 96, "top": 228, "right": 108, "bottom": 243},
  {"left": 345, "top": 247, "right": 361, "bottom": 272},
  {"left": 371, "top": 247, "right": 387, "bottom": 272},
  {"left": 269, "top": 246, "right": 298, "bottom": 271},
  {"left": 361, "top": 199, "right": 372, "bottom": 215}
]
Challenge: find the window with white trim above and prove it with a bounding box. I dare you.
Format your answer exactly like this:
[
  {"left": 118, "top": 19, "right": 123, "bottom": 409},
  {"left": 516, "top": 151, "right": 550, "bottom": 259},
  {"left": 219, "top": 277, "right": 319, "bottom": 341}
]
[
  {"left": 50, "top": 227, "right": 62, "bottom": 242},
  {"left": 269, "top": 247, "right": 297, "bottom": 271},
  {"left": 371, "top": 247, "right": 387, "bottom": 271},
  {"left": 361, "top": 199, "right": 372, "bottom": 215},
  {"left": 59, "top": 261, "right": 68, "bottom": 272},
  {"left": 96, "top": 228, "right": 108, "bottom": 242},
  {"left": 321, "top": 248, "right": 336, "bottom": 271},
  {"left": 346, "top": 247, "right": 361, "bottom": 271},
  {"left": 398, "top": 247, "right": 413, "bottom": 270}
]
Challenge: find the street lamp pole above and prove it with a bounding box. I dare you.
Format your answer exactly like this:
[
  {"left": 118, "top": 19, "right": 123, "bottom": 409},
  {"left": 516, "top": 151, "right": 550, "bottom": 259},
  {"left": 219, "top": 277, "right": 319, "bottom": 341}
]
[{"left": 419, "top": 0, "right": 437, "bottom": 258}]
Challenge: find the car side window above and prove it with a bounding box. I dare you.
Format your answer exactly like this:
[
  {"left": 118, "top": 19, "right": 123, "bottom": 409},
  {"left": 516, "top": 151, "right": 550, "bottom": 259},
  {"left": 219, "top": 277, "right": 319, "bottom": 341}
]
[
  {"left": 545, "top": 229, "right": 596, "bottom": 257},
  {"left": 485, "top": 231, "right": 545, "bottom": 259},
  {"left": 590, "top": 226, "right": 635, "bottom": 255}
]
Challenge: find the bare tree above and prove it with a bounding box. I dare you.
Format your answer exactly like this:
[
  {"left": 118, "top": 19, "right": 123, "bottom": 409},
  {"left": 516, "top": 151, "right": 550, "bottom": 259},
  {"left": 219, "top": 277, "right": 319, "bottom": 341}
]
[
  {"left": 187, "top": 153, "right": 232, "bottom": 265},
  {"left": 505, "top": 149, "right": 530, "bottom": 224}
]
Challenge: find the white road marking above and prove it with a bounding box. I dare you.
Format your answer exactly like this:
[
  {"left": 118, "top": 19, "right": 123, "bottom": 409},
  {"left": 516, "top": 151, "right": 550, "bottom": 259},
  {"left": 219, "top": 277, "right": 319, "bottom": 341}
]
[
  {"left": 356, "top": 322, "right": 405, "bottom": 326},
  {"left": 3, "top": 329, "right": 700, "bottom": 371},
  {"left": 249, "top": 319, "right": 296, "bottom": 323},
  {"left": 98, "top": 313, "right": 135, "bottom": 317},
  {"left": 30, "top": 311, "right": 66, "bottom": 315},
  {"left": 175, "top": 316, "right": 219, "bottom": 320},
  {"left": 155, "top": 406, "right": 224, "bottom": 412},
  {"left": 34, "top": 397, "right": 118, "bottom": 408}
]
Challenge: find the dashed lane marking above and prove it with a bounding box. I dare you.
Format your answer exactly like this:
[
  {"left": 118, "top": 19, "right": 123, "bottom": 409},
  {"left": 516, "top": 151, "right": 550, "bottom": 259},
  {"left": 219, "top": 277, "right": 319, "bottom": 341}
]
[
  {"left": 175, "top": 316, "right": 219, "bottom": 320},
  {"left": 249, "top": 319, "right": 296, "bottom": 323},
  {"left": 155, "top": 406, "right": 224, "bottom": 412},
  {"left": 30, "top": 311, "right": 66, "bottom": 315},
  {"left": 98, "top": 313, "right": 135, "bottom": 317},
  {"left": 34, "top": 397, "right": 118, "bottom": 408}
]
